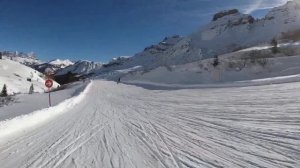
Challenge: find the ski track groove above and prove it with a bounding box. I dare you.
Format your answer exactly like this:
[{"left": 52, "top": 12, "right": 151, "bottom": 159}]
[
  {"left": 52, "top": 123, "right": 108, "bottom": 168},
  {"left": 127, "top": 126, "right": 170, "bottom": 168},
  {"left": 0, "top": 80, "right": 299, "bottom": 168},
  {"left": 149, "top": 122, "right": 182, "bottom": 168}
]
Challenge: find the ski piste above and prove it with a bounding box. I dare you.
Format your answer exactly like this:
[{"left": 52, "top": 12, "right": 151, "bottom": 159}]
[{"left": 0, "top": 80, "right": 298, "bottom": 168}]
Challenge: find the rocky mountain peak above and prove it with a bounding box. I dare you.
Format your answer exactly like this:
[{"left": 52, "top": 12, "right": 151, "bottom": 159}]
[{"left": 212, "top": 9, "right": 239, "bottom": 21}]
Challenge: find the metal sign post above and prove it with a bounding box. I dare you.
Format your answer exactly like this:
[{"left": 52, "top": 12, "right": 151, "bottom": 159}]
[
  {"left": 48, "top": 88, "right": 51, "bottom": 107},
  {"left": 45, "top": 79, "right": 53, "bottom": 107}
]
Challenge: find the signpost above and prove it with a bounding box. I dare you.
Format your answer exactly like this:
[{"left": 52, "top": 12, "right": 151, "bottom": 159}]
[
  {"left": 44, "top": 68, "right": 54, "bottom": 107},
  {"left": 45, "top": 79, "right": 53, "bottom": 107}
]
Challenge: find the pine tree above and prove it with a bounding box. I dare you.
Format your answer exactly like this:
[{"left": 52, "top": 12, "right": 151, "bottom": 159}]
[
  {"left": 0, "top": 84, "right": 8, "bottom": 97},
  {"left": 29, "top": 84, "right": 34, "bottom": 94}
]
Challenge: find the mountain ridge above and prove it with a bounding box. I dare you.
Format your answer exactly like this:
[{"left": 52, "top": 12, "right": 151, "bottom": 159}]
[{"left": 96, "top": 0, "right": 300, "bottom": 76}]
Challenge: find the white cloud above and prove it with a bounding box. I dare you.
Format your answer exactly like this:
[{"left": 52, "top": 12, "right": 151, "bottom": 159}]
[
  {"left": 244, "top": 0, "right": 263, "bottom": 14},
  {"left": 243, "top": 0, "right": 288, "bottom": 14}
]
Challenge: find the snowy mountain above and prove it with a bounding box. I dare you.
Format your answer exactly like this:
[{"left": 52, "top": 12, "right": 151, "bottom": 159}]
[
  {"left": 4, "top": 1, "right": 300, "bottom": 86},
  {"left": 189, "top": 0, "right": 300, "bottom": 59},
  {"left": 99, "top": 35, "right": 186, "bottom": 72},
  {"left": 99, "top": 1, "right": 300, "bottom": 76},
  {"left": 123, "top": 41, "right": 300, "bottom": 85},
  {"left": 48, "top": 59, "right": 74, "bottom": 68},
  {"left": 1, "top": 51, "right": 42, "bottom": 67},
  {"left": 0, "top": 51, "right": 74, "bottom": 74},
  {"left": 90, "top": 1, "right": 300, "bottom": 84},
  {"left": 34, "top": 59, "right": 74, "bottom": 74},
  {"left": 55, "top": 60, "right": 102, "bottom": 76},
  {"left": 0, "top": 58, "right": 59, "bottom": 95}
]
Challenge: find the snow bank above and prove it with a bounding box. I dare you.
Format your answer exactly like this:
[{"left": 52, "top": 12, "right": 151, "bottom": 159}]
[
  {"left": 124, "top": 74, "right": 300, "bottom": 90},
  {"left": 0, "top": 81, "right": 93, "bottom": 142},
  {"left": 0, "top": 81, "right": 91, "bottom": 122}
]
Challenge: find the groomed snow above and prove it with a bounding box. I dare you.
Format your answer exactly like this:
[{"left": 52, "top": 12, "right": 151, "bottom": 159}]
[{"left": 0, "top": 80, "right": 298, "bottom": 168}]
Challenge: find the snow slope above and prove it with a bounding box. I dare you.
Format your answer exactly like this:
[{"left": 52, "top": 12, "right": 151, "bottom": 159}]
[
  {"left": 0, "top": 59, "right": 59, "bottom": 94},
  {"left": 0, "top": 81, "right": 90, "bottom": 121},
  {"left": 99, "top": 35, "right": 190, "bottom": 72},
  {"left": 1, "top": 51, "right": 42, "bottom": 67},
  {"left": 122, "top": 46, "right": 300, "bottom": 85},
  {"left": 0, "top": 80, "right": 298, "bottom": 168}
]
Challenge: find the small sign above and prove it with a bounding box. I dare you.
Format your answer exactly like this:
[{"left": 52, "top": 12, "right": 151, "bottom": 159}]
[{"left": 45, "top": 79, "right": 53, "bottom": 88}]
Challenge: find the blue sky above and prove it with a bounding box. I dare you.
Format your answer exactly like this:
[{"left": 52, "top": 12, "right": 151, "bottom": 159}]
[{"left": 0, "top": 0, "right": 288, "bottom": 62}]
